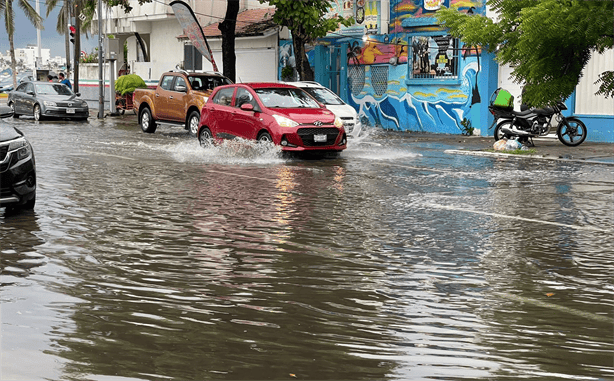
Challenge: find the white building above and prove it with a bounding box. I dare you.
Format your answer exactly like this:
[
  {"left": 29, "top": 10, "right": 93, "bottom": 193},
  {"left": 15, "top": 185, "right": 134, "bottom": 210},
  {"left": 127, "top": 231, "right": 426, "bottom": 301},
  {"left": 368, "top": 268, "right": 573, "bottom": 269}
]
[
  {"left": 8, "top": 45, "right": 52, "bottom": 70},
  {"left": 93, "top": 0, "right": 282, "bottom": 82}
]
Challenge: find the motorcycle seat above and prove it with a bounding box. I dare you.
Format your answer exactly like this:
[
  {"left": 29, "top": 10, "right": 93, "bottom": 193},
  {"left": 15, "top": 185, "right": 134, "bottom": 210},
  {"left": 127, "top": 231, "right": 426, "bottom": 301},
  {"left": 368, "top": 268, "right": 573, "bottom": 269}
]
[{"left": 512, "top": 107, "right": 554, "bottom": 117}]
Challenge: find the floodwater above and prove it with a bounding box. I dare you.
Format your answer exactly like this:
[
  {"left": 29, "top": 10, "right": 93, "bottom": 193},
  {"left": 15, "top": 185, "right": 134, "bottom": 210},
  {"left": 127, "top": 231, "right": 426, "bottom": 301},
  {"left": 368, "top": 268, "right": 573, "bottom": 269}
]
[{"left": 1, "top": 115, "right": 613, "bottom": 381}]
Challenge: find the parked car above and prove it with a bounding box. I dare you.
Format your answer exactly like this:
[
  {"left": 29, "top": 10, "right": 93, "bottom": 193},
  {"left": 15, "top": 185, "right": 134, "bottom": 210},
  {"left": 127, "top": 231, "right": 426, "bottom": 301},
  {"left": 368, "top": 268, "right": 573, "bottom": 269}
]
[
  {"left": 0, "top": 106, "right": 36, "bottom": 212},
  {"left": 0, "top": 71, "right": 35, "bottom": 93},
  {"left": 198, "top": 83, "right": 347, "bottom": 153},
  {"left": 8, "top": 81, "right": 89, "bottom": 121},
  {"left": 133, "top": 70, "right": 232, "bottom": 135},
  {"left": 286, "top": 81, "right": 361, "bottom": 135}
]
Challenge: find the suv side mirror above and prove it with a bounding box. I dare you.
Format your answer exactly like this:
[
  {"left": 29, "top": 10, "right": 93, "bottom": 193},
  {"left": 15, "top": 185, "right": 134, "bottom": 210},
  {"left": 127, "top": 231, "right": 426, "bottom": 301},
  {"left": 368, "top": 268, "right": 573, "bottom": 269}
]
[{"left": 175, "top": 84, "right": 187, "bottom": 93}]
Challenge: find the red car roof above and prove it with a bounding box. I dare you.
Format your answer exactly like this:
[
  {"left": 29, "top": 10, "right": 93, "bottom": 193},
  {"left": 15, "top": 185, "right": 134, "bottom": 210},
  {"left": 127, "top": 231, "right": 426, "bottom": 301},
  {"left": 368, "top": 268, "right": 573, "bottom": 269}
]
[{"left": 241, "top": 82, "right": 299, "bottom": 90}]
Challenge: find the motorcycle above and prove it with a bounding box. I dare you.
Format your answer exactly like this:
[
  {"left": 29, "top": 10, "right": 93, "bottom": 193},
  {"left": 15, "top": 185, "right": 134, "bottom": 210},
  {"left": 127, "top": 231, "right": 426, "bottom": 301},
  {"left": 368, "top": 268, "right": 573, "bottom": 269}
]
[{"left": 488, "top": 88, "right": 588, "bottom": 147}]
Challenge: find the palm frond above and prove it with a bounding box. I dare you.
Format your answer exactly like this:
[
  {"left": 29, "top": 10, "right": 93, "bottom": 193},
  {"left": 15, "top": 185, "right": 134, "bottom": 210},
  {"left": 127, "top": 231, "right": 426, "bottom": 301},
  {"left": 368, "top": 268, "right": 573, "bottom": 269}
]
[{"left": 17, "top": 0, "right": 44, "bottom": 29}]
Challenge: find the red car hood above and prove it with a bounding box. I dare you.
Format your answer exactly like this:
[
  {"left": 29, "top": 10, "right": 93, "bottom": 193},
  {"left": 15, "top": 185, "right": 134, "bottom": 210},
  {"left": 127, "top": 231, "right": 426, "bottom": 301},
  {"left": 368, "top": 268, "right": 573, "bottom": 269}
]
[{"left": 271, "top": 108, "right": 336, "bottom": 124}]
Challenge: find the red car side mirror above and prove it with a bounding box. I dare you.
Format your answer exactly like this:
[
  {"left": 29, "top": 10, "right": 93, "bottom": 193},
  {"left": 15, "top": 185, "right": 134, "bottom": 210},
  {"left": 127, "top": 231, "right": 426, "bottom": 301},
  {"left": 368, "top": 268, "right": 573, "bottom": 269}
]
[{"left": 240, "top": 103, "right": 254, "bottom": 111}]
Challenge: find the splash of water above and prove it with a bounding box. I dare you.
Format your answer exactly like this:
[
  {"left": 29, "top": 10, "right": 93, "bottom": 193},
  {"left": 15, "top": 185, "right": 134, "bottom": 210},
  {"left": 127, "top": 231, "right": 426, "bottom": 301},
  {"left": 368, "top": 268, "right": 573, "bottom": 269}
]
[
  {"left": 346, "top": 126, "right": 422, "bottom": 161},
  {"left": 162, "top": 138, "right": 286, "bottom": 165}
]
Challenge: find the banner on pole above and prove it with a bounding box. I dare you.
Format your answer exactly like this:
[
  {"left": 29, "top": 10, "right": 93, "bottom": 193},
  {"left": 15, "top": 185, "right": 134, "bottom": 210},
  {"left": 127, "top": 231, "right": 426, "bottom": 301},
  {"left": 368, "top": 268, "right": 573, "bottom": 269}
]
[{"left": 170, "top": 0, "right": 219, "bottom": 72}]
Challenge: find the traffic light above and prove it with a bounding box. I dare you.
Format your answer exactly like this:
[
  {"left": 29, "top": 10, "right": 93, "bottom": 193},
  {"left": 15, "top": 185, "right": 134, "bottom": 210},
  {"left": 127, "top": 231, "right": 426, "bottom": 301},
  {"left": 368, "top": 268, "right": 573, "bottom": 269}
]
[{"left": 69, "top": 24, "right": 76, "bottom": 44}]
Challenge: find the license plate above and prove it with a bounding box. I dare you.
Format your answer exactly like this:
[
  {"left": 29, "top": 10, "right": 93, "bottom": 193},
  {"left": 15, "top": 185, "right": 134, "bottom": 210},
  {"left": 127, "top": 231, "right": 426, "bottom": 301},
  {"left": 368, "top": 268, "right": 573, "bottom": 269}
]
[
  {"left": 314, "top": 134, "right": 327, "bottom": 142},
  {"left": 66, "top": 108, "right": 75, "bottom": 114}
]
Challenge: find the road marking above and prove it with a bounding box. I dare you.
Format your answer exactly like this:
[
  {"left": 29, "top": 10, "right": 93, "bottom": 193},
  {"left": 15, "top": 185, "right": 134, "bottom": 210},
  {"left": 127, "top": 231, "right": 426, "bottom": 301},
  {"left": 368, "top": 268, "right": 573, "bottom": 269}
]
[
  {"left": 427, "top": 203, "right": 612, "bottom": 233},
  {"left": 86, "top": 151, "right": 137, "bottom": 161}
]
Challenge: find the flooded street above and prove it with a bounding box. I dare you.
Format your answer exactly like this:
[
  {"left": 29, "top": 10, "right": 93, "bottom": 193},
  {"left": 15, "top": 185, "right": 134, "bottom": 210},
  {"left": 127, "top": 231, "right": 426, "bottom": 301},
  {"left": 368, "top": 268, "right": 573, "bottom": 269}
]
[{"left": 1, "top": 116, "right": 613, "bottom": 380}]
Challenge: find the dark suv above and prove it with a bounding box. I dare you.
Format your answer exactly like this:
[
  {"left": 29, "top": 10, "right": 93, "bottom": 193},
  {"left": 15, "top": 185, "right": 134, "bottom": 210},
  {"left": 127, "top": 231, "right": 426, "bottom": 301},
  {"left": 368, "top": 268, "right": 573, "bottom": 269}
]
[{"left": 0, "top": 106, "right": 36, "bottom": 212}]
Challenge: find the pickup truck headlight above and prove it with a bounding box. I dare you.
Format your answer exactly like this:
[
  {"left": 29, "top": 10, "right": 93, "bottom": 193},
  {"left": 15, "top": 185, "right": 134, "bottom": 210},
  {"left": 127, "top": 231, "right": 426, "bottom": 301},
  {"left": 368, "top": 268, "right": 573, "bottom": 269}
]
[
  {"left": 43, "top": 101, "right": 56, "bottom": 107},
  {"left": 273, "top": 114, "right": 299, "bottom": 128}
]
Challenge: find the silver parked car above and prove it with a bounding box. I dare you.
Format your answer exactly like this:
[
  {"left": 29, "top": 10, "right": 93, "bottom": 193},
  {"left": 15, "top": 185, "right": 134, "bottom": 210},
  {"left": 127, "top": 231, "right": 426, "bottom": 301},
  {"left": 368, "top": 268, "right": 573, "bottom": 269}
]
[{"left": 8, "top": 81, "right": 89, "bottom": 121}]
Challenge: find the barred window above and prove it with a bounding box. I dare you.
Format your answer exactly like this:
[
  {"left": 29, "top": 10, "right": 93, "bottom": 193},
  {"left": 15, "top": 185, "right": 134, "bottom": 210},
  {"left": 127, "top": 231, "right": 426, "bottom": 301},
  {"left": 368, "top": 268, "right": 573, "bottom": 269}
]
[
  {"left": 410, "top": 35, "right": 459, "bottom": 80},
  {"left": 371, "top": 65, "right": 389, "bottom": 97},
  {"left": 349, "top": 65, "right": 366, "bottom": 97}
]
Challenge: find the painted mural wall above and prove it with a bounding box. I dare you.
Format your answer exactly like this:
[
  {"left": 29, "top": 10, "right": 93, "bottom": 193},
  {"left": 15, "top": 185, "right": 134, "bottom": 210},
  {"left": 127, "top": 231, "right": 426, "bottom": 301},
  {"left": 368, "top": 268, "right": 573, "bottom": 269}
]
[
  {"left": 347, "top": 0, "right": 487, "bottom": 133},
  {"left": 280, "top": 0, "right": 488, "bottom": 134}
]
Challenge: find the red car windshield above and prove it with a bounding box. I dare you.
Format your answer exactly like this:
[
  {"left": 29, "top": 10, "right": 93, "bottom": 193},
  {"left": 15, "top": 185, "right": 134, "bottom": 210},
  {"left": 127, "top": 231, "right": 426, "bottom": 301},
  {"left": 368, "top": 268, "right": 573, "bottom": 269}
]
[{"left": 254, "top": 88, "right": 320, "bottom": 108}]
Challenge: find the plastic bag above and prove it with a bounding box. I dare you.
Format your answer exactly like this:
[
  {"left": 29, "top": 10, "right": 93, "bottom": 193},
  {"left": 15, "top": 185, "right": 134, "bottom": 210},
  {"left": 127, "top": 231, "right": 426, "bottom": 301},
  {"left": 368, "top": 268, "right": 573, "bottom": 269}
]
[
  {"left": 493, "top": 139, "right": 507, "bottom": 151},
  {"left": 505, "top": 139, "right": 522, "bottom": 150}
]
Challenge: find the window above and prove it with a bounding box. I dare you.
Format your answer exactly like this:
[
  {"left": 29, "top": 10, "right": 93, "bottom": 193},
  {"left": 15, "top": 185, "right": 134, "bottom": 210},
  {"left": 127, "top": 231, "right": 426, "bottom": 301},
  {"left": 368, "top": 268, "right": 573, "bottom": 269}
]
[
  {"left": 16, "top": 83, "right": 28, "bottom": 92},
  {"left": 212, "top": 87, "right": 235, "bottom": 106},
  {"left": 173, "top": 77, "right": 187, "bottom": 92},
  {"left": 409, "top": 35, "right": 459, "bottom": 81},
  {"left": 235, "top": 88, "right": 256, "bottom": 108},
  {"left": 254, "top": 88, "right": 320, "bottom": 108},
  {"left": 160, "top": 76, "right": 174, "bottom": 90}
]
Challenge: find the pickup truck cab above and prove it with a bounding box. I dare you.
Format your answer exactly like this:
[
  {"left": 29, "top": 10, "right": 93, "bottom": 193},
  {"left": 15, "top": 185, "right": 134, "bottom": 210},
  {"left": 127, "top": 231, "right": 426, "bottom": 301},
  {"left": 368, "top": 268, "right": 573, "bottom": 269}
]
[{"left": 133, "top": 70, "right": 232, "bottom": 135}]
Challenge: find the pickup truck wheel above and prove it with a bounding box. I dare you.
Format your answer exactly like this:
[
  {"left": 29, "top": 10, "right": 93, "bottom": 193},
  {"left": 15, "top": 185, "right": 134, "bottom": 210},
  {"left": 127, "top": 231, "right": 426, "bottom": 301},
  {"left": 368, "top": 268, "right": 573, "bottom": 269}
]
[
  {"left": 187, "top": 111, "right": 200, "bottom": 137},
  {"left": 140, "top": 107, "right": 157, "bottom": 133}
]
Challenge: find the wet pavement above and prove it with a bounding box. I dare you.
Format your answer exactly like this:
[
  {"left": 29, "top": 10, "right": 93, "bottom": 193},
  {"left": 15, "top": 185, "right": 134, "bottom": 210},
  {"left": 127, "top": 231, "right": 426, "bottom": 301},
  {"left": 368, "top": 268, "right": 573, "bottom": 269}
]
[{"left": 1, "top": 110, "right": 613, "bottom": 381}]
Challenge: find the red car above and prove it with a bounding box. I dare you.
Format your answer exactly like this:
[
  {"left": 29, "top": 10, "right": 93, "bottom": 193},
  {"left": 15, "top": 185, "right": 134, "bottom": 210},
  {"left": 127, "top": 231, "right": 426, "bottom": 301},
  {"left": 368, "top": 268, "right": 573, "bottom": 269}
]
[{"left": 197, "top": 83, "right": 347, "bottom": 153}]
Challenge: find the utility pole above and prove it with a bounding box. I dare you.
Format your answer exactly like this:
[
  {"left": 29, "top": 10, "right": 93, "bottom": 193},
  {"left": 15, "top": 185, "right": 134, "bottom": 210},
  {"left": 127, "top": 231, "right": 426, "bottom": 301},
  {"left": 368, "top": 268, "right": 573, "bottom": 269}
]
[
  {"left": 98, "top": 0, "right": 104, "bottom": 118},
  {"left": 35, "top": 0, "right": 42, "bottom": 78}
]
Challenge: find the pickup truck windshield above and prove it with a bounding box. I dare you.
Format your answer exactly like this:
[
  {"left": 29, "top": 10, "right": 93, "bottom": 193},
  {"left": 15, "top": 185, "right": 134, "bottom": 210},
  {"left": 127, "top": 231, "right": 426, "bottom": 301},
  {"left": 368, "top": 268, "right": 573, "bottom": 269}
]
[{"left": 188, "top": 75, "right": 232, "bottom": 91}]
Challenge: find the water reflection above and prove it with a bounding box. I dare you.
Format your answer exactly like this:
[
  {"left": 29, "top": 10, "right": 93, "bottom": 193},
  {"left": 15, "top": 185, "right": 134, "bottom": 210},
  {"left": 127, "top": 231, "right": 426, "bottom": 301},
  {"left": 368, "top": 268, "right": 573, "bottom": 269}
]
[
  {"left": 38, "top": 144, "right": 401, "bottom": 380},
  {"left": 1, "top": 118, "right": 612, "bottom": 380},
  {"left": 0, "top": 211, "right": 45, "bottom": 283}
]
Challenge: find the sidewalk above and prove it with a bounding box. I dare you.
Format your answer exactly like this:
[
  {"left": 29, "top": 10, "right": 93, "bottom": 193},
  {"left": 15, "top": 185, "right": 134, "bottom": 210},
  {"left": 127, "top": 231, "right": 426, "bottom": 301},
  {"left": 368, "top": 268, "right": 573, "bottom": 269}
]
[
  {"left": 404, "top": 132, "right": 614, "bottom": 166},
  {"left": 2, "top": 96, "right": 613, "bottom": 166}
]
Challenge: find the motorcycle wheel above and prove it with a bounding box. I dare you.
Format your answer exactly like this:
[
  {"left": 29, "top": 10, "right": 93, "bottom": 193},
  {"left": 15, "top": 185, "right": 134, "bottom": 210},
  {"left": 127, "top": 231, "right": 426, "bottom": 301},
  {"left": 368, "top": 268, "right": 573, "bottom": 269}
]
[
  {"left": 557, "top": 117, "right": 587, "bottom": 147},
  {"left": 493, "top": 120, "right": 514, "bottom": 141}
]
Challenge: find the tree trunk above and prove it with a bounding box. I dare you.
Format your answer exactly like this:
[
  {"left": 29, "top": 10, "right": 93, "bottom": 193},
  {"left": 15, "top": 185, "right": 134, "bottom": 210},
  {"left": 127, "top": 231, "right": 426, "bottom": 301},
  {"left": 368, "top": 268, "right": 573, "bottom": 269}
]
[
  {"left": 292, "top": 27, "right": 314, "bottom": 81},
  {"left": 7, "top": 1, "right": 18, "bottom": 89},
  {"left": 218, "top": 0, "right": 239, "bottom": 82},
  {"left": 9, "top": 36, "right": 17, "bottom": 89}
]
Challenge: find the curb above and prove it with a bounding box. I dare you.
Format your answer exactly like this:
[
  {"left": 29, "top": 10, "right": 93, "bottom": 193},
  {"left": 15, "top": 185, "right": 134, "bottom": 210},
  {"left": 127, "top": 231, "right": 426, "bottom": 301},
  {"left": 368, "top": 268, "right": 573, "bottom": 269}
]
[{"left": 444, "top": 149, "right": 614, "bottom": 166}]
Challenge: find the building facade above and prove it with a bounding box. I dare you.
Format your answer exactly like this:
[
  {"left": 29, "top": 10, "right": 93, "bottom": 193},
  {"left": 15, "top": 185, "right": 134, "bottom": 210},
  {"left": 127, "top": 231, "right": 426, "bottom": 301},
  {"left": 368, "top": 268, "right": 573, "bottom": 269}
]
[{"left": 297, "top": 0, "right": 613, "bottom": 142}]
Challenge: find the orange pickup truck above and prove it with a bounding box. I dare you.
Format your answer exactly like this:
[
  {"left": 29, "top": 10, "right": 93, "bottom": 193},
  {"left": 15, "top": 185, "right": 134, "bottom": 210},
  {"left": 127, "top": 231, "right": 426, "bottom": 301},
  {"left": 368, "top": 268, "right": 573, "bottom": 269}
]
[{"left": 133, "top": 70, "right": 232, "bottom": 135}]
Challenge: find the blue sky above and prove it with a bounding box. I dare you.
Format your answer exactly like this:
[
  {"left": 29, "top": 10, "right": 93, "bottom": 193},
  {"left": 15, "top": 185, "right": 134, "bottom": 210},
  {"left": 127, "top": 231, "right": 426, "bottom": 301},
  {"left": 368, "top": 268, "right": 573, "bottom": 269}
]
[{"left": 0, "top": 1, "right": 97, "bottom": 59}]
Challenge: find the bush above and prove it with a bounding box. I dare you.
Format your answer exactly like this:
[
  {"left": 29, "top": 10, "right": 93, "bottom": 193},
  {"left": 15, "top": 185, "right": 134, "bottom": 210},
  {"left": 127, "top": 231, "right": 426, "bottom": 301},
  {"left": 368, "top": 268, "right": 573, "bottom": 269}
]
[{"left": 115, "top": 74, "right": 147, "bottom": 95}]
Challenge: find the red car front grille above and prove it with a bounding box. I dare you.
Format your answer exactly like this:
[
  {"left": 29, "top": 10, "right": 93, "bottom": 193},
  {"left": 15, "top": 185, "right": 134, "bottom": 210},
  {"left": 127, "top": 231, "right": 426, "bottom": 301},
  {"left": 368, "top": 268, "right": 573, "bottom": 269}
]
[{"left": 297, "top": 127, "right": 340, "bottom": 146}]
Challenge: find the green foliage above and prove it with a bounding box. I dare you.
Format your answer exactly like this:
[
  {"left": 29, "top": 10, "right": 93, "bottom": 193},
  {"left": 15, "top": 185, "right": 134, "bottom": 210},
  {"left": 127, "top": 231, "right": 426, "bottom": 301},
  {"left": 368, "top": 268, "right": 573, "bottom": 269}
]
[
  {"left": 460, "top": 118, "right": 474, "bottom": 136},
  {"left": 261, "top": 0, "right": 354, "bottom": 79},
  {"left": 80, "top": 48, "right": 99, "bottom": 63},
  {"left": 436, "top": 0, "right": 614, "bottom": 106},
  {"left": 262, "top": 0, "right": 353, "bottom": 42},
  {"left": 281, "top": 65, "right": 294, "bottom": 81},
  {"left": 115, "top": 74, "right": 147, "bottom": 95}
]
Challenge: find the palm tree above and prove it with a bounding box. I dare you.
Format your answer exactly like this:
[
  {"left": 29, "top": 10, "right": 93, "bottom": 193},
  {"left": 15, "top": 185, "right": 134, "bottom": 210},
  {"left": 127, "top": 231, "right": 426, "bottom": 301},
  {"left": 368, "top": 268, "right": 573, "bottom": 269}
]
[{"left": 0, "top": 0, "right": 43, "bottom": 89}]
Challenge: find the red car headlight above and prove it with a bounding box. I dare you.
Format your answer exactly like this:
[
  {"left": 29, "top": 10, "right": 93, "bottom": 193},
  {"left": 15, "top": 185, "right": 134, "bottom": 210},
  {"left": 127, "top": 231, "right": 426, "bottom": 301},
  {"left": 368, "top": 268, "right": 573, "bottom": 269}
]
[
  {"left": 273, "top": 114, "right": 299, "bottom": 128},
  {"left": 334, "top": 116, "right": 343, "bottom": 129}
]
